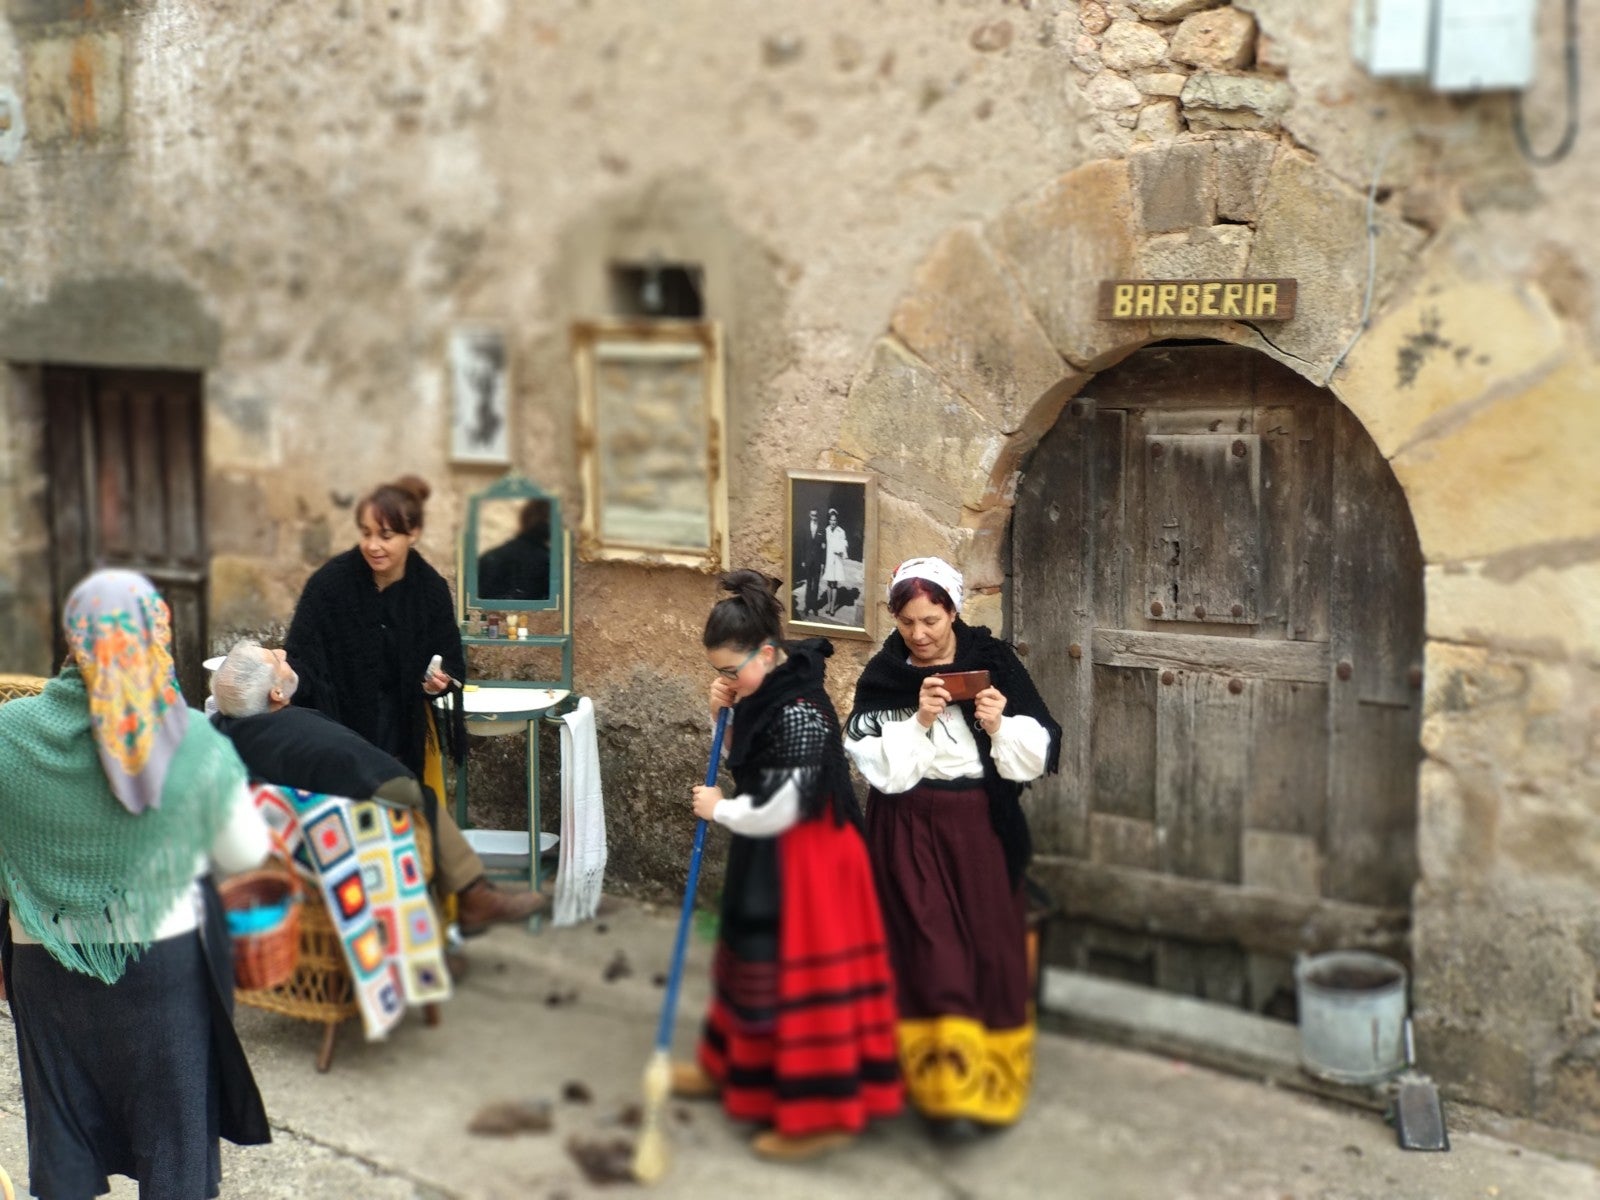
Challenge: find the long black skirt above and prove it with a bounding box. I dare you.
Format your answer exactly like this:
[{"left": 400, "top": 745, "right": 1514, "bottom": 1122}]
[
  {"left": 9, "top": 933, "right": 225, "bottom": 1200},
  {"left": 866, "top": 780, "right": 1035, "bottom": 1125}
]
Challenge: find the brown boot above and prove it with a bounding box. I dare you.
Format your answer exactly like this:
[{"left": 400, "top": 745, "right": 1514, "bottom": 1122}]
[
  {"left": 456, "top": 879, "right": 549, "bottom": 937},
  {"left": 669, "top": 1060, "right": 719, "bottom": 1100},
  {"left": 750, "top": 1130, "right": 855, "bottom": 1161}
]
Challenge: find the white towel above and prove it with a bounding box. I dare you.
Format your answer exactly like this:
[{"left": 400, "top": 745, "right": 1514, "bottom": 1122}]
[{"left": 552, "top": 697, "right": 606, "bottom": 926}]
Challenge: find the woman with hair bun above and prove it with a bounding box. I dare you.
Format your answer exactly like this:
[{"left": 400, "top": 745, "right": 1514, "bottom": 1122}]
[
  {"left": 285, "top": 475, "right": 544, "bottom": 936},
  {"left": 845, "top": 557, "right": 1061, "bottom": 1140},
  {"left": 671, "top": 569, "right": 902, "bottom": 1162},
  {"left": 287, "top": 475, "right": 465, "bottom": 781}
]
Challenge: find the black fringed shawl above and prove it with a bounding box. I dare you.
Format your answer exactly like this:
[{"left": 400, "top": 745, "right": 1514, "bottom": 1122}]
[
  {"left": 847, "top": 620, "right": 1061, "bottom": 886},
  {"left": 284, "top": 547, "right": 467, "bottom": 779},
  {"left": 726, "top": 638, "right": 861, "bottom": 830}
]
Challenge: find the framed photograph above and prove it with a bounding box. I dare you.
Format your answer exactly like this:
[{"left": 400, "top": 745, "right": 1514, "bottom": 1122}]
[
  {"left": 785, "top": 469, "right": 876, "bottom": 641},
  {"left": 449, "top": 326, "right": 511, "bottom": 465},
  {"left": 572, "top": 320, "right": 728, "bottom": 571}
]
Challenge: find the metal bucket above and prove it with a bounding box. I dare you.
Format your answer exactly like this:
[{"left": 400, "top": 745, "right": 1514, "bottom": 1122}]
[{"left": 1295, "top": 951, "right": 1408, "bottom": 1085}]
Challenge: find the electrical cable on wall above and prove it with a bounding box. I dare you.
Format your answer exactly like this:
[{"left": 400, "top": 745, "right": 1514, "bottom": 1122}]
[
  {"left": 1324, "top": 132, "right": 1408, "bottom": 386},
  {"left": 1512, "top": 0, "right": 1580, "bottom": 166}
]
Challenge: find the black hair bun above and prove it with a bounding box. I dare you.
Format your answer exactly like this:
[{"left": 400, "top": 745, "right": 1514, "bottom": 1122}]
[{"left": 720, "top": 568, "right": 781, "bottom": 599}]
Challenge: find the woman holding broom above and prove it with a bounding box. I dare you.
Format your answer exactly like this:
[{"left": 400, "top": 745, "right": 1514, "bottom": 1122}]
[
  {"left": 671, "top": 570, "right": 902, "bottom": 1161},
  {"left": 845, "top": 557, "right": 1060, "bottom": 1141}
]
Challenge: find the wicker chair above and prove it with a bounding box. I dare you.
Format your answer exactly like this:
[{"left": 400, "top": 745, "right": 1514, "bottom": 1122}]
[
  {"left": 235, "top": 809, "right": 444, "bottom": 1072},
  {"left": 0, "top": 674, "right": 47, "bottom": 705}
]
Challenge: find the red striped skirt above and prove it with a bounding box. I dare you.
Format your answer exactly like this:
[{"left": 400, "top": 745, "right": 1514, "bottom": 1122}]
[{"left": 697, "top": 815, "right": 903, "bottom": 1137}]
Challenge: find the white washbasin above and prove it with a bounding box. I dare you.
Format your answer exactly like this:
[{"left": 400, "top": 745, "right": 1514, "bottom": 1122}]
[{"left": 460, "top": 686, "right": 570, "bottom": 734}]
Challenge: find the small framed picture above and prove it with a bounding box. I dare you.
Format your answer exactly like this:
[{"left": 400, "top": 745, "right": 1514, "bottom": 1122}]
[
  {"left": 449, "top": 326, "right": 511, "bottom": 465},
  {"left": 785, "top": 469, "right": 876, "bottom": 641}
]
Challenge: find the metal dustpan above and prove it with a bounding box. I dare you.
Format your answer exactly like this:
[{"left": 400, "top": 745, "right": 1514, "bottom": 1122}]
[{"left": 1392, "top": 1018, "right": 1449, "bottom": 1152}]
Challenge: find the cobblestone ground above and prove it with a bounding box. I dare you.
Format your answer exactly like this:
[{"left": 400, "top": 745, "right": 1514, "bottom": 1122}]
[{"left": 0, "top": 898, "right": 1594, "bottom": 1199}]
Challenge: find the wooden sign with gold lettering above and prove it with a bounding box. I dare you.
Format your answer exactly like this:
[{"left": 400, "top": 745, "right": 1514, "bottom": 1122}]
[{"left": 1097, "top": 278, "right": 1297, "bottom": 321}]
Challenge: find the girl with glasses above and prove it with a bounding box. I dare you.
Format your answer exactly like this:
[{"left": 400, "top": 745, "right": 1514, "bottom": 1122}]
[{"left": 670, "top": 570, "right": 902, "bottom": 1161}]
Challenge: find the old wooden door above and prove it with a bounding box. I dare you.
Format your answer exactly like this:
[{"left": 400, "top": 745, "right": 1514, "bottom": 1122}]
[
  {"left": 1013, "top": 345, "right": 1422, "bottom": 1015},
  {"left": 45, "top": 368, "right": 209, "bottom": 705}
]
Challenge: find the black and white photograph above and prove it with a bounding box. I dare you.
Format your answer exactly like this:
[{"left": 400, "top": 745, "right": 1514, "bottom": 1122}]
[
  {"left": 449, "top": 326, "right": 511, "bottom": 465},
  {"left": 785, "top": 469, "right": 876, "bottom": 641}
]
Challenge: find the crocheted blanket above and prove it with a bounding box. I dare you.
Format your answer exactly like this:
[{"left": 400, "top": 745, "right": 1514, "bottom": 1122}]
[{"left": 250, "top": 784, "right": 451, "bottom": 1040}]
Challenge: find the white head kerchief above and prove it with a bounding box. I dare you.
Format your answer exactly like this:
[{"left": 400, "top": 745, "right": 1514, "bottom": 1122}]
[{"left": 887, "top": 556, "right": 964, "bottom": 613}]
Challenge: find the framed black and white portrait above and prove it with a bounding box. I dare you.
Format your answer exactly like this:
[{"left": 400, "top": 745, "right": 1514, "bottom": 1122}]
[
  {"left": 449, "top": 326, "right": 511, "bottom": 466},
  {"left": 785, "top": 469, "right": 876, "bottom": 642}
]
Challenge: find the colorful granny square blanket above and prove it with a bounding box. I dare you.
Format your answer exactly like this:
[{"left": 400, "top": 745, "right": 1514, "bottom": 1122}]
[{"left": 250, "top": 784, "right": 452, "bottom": 1039}]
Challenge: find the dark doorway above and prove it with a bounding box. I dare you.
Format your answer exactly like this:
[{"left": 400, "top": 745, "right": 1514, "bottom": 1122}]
[
  {"left": 1013, "top": 344, "right": 1423, "bottom": 1018},
  {"left": 45, "top": 367, "right": 208, "bottom": 705}
]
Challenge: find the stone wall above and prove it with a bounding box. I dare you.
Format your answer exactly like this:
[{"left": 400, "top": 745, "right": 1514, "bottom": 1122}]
[{"left": 0, "top": 0, "right": 1596, "bottom": 1128}]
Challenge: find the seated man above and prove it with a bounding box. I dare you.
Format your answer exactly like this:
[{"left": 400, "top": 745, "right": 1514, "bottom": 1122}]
[{"left": 210, "top": 640, "right": 546, "bottom": 943}]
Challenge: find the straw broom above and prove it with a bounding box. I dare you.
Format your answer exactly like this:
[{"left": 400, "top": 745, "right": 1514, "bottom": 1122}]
[{"left": 632, "top": 707, "right": 730, "bottom": 1185}]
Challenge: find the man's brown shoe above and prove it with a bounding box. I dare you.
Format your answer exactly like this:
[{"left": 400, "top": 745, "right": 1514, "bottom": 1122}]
[{"left": 456, "top": 880, "right": 549, "bottom": 937}]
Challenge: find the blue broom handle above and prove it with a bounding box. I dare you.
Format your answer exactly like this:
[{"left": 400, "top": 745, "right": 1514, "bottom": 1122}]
[{"left": 654, "top": 707, "right": 730, "bottom": 1052}]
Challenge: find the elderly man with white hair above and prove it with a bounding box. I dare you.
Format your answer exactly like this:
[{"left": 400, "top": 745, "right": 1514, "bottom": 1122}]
[{"left": 210, "top": 640, "right": 545, "bottom": 946}]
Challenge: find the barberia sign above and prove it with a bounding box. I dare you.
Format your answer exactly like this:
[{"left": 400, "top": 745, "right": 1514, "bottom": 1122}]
[{"left": 1097, "top": 278, "right": 1297, "bottom": 321}]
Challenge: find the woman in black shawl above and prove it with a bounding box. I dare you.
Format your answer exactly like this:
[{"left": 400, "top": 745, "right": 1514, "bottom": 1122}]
[
  {"left": 285, "top": 476, "right": 543, "bottom": 934},
  {"left": 672, "top": 571, "right": 902, "bottom": 1162},
  {"left": 286, "top": 476, "right": 465, "bottom": 782},
  {"left": 844, "top": 557, "right": 1060, "bottom": 1138}
]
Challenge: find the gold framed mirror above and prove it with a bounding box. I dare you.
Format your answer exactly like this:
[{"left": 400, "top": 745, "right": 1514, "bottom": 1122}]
[{"left": 571, "top": 320, "right": 728, "bottom": 572}]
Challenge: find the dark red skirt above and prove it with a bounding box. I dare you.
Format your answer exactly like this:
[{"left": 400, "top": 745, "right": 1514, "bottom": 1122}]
[
  {"left": 697, "top": 816, "right": 903, "bottom": 1137},
  {"left": 867, "top": 781, "right": 1035, "bottom": 1124}
]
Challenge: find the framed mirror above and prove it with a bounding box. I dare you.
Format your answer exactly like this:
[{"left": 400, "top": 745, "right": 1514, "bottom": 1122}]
[
  {"left": 571, "top": 319, "right": 728, "bottom": 572},
  {"left": 462, "top": 474, "right": 563, "bottom": 613}
]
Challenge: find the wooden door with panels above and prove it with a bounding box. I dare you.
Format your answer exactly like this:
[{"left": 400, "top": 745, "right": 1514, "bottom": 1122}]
[
  {"left": 44, "top": 368, "right": 209, "bottom": 706},
  {"left": 1013, "top": 344, "right": 1423, "bottom": 1015}
]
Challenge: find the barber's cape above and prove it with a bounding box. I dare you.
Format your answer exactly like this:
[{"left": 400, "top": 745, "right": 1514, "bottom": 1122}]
[{"left": 250, "top": 784, "right": 451, "bottom": 1040}]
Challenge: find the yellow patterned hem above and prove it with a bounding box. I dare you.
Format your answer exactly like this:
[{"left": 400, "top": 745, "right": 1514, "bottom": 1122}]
[{"left": 897, "top": 1013, "right": 1035, "bottom": 1124}]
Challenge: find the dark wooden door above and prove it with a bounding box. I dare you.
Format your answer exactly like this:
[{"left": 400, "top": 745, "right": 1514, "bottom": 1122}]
[
  {"left": 45, "top": 368, "right": 208, "bottom": 705},
  {"left": 1013, "top": 345, "right": 1423, "bottom": 1015}
]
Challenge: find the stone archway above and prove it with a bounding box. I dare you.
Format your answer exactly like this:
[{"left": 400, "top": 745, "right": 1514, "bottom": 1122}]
[
  {"left": 831, "top": 136, "right": 1599, "bottom": 1118},
  {"left": 835, "top": 139, "right": 1437, "bottom": 618},
  {"left": 835, "top": 137, "right": 1578, "bottom": 634}
]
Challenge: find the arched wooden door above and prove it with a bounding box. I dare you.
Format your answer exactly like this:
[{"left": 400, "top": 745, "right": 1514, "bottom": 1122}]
[{"left": 1013, "top": 344, "right": 1423, "bottom": 1015}]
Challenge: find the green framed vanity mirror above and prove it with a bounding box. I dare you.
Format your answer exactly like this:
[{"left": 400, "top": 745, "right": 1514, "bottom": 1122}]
[
  {"left": 457, "top": 473, "right": 573, "bottom": 692},
  {"left": 462, "top": 473, "right": 564, "bottom": 613},
  {"left": 453, "top": 473, "right": 577, "bottom": 891}
]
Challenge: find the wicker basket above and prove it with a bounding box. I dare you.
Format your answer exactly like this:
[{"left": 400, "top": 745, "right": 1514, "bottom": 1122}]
[
  {"left": 234, "top": 811, "right": 439, "bottom": 1070},
  {"left": 219, "top": 865, "right": 302, "bottom": 991}
]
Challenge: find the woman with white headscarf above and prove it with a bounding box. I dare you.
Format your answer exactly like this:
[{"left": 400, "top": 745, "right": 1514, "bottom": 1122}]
[
  {"left": 0, "top": 570, "right": 271, "bottom": 1198},
  {"left": 844, "top": 557, "right": 1060, "bottom": 1140}
]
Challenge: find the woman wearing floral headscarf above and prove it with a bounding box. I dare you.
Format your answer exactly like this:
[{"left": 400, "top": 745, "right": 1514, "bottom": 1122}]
[
  {"left": 0, "top": 570, "right": 272, "bottom": 1199},
  {"left": 844, "top": 557, "right": 1060, "bottom": 1140}
]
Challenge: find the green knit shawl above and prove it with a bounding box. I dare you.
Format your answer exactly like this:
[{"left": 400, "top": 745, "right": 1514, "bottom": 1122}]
[{"left": 0, "top": 667, "right": 246, "bottom": 983}]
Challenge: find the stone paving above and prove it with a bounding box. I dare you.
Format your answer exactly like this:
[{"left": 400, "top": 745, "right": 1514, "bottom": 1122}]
[{"left": 0, "top": 897, "right": 1594, "bottom": 1199}]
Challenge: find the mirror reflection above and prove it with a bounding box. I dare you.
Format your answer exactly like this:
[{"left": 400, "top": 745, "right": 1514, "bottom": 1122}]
[{"left": 475, "top": 498, "right": 552, "bottom": 602}]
